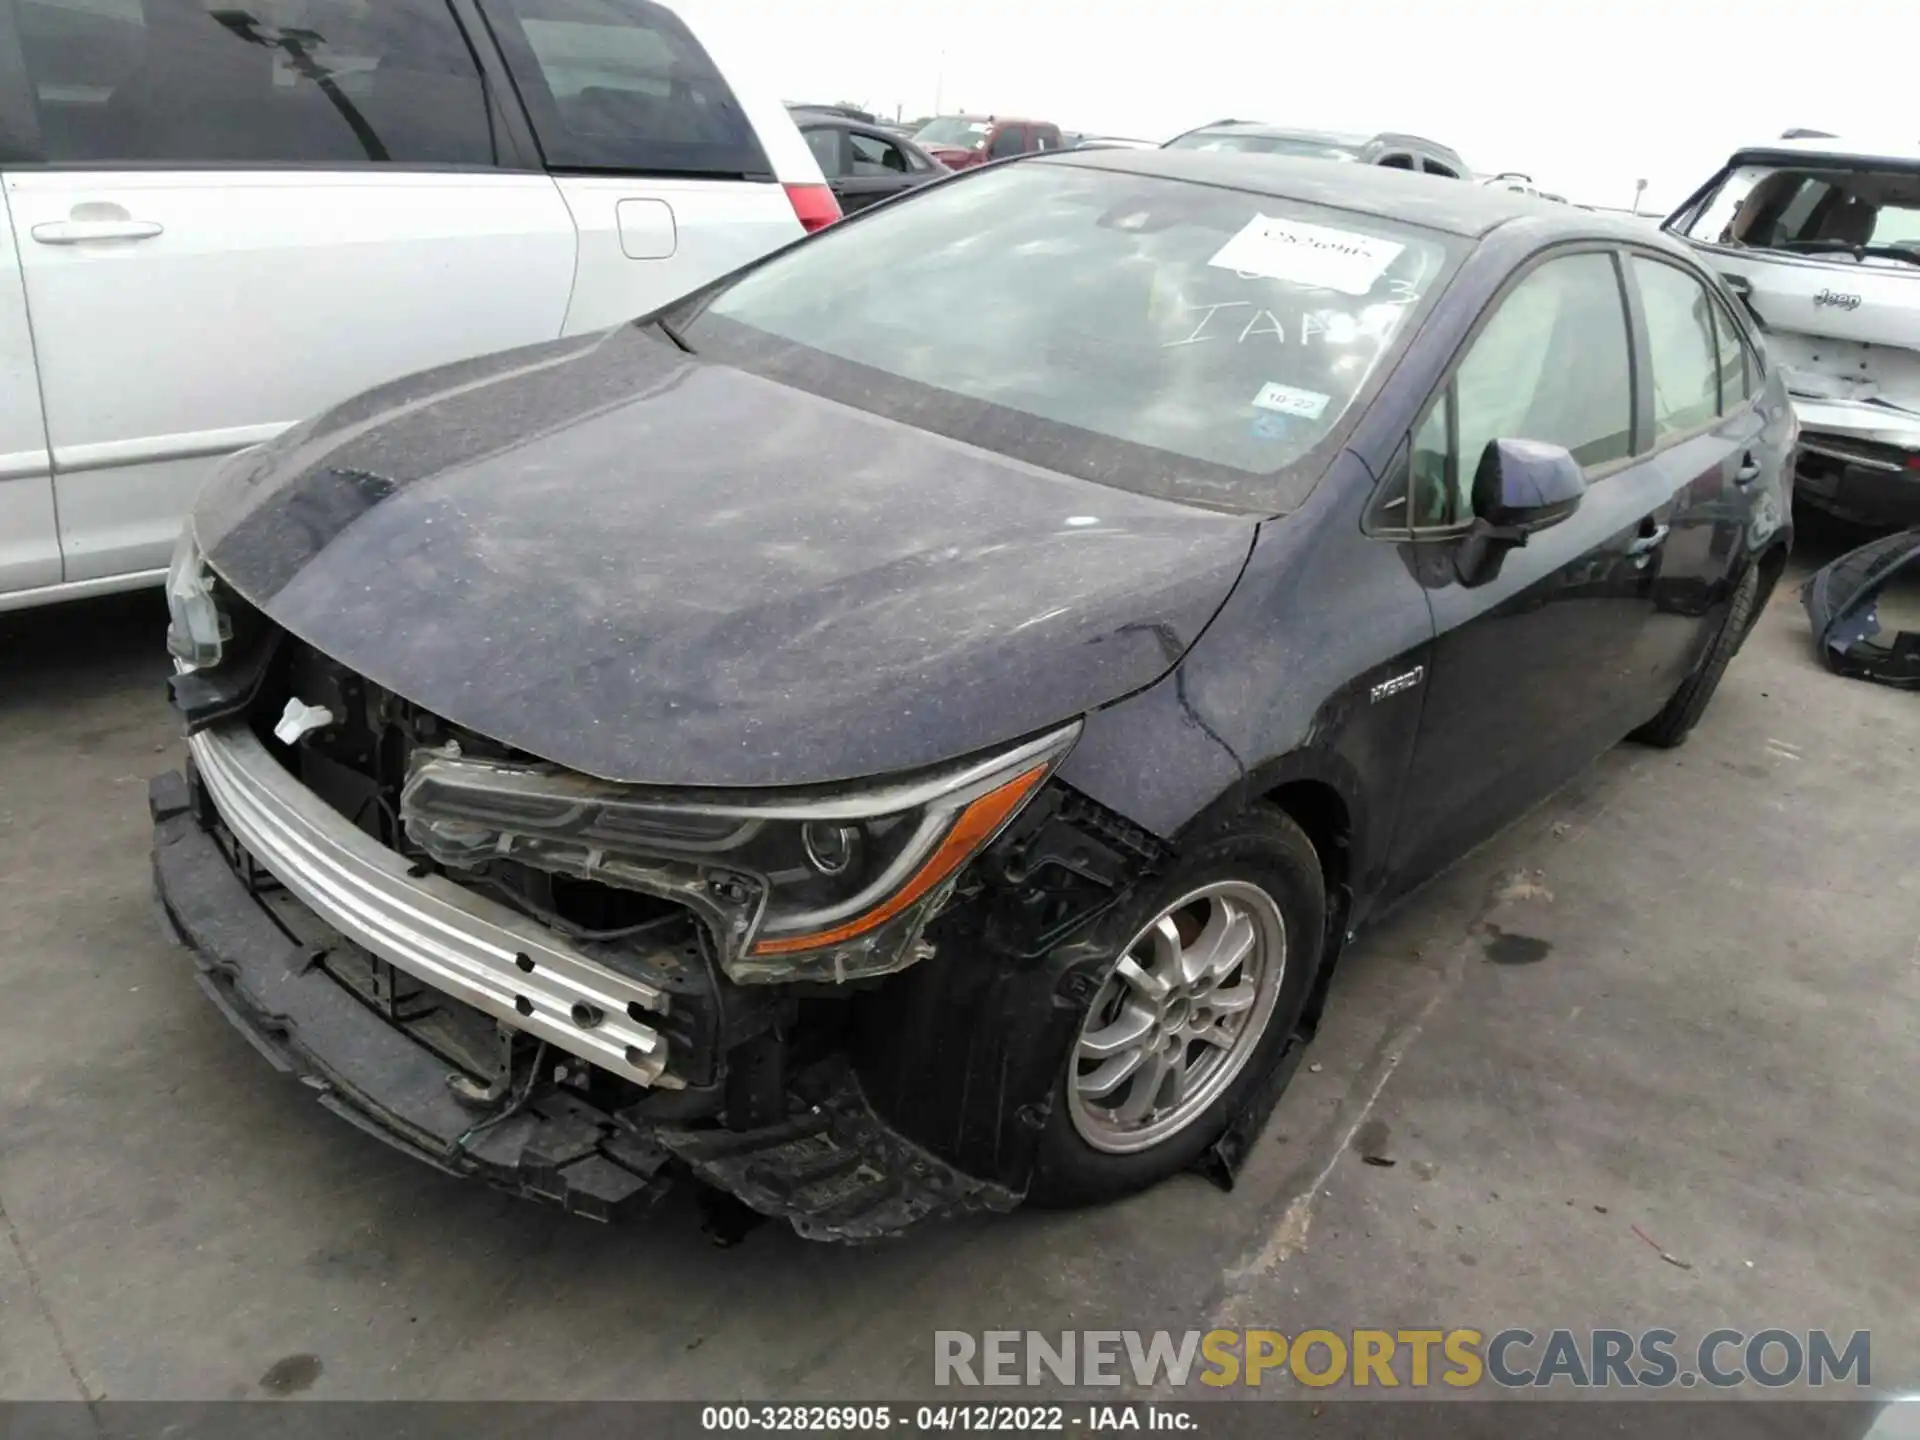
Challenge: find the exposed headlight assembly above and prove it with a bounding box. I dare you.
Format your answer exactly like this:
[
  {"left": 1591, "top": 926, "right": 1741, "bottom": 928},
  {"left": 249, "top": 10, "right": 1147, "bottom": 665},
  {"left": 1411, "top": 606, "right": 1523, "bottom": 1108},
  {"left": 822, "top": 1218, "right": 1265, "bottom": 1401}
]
[
  {"left": 399, "top": 723, "right": 1080, "bottom": 984},
  {"left": 164, "top": 525, "right": 230, "bottom": 671}
]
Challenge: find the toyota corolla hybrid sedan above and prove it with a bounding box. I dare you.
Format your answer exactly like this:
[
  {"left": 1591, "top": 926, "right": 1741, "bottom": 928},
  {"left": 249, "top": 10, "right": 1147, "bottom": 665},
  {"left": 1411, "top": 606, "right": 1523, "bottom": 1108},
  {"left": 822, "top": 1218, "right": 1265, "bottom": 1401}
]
[{"left": 152, "top": 150, "right": 1794, "bottom": 1242}]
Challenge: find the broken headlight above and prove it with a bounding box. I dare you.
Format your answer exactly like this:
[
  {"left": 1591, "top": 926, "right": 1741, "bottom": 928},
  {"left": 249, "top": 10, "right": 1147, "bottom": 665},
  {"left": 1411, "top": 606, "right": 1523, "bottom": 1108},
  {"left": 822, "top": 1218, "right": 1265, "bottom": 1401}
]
[
  {"left": 164, "top": 525, "right": 230, "bottom": 671},
  {"left": 400, "top": 723, "right": 1080, "bottom": 984}
]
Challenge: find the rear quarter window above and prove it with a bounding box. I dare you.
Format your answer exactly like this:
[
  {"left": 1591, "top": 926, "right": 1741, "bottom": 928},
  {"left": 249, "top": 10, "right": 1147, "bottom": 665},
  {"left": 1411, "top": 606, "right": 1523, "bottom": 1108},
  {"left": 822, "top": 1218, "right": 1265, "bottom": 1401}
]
[{"left": 480, "top": 0, "right": 772, "bottom": 177}]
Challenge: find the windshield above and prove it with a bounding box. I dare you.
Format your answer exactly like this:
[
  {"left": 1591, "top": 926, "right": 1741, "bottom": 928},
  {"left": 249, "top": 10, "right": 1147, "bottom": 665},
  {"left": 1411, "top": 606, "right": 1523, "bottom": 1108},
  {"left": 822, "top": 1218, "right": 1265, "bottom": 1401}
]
[
  {"left": 1677, "top": 161, "right": 1920, "bottom": 269},
  {"left": 1166, "top": 131, "right": 1359, "bottom": 163},
  {"left": 674, "top": 163, "right": 1458, "bottom": 513},
  {"left": 914, "top": 117, "right": 990, "bottom": 148}
]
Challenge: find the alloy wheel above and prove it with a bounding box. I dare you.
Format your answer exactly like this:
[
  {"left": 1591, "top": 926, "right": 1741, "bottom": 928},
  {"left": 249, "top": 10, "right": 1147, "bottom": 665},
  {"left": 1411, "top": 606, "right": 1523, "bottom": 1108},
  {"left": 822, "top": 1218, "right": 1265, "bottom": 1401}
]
[{"left": 1065, "top": 879, "right": 1286, "bottom": 1155}]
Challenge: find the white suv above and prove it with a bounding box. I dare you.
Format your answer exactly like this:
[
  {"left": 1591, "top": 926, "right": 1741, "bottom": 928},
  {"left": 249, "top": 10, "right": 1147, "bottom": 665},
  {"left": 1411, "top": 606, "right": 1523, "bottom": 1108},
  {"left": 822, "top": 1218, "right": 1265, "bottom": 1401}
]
[
  {"left": 0, "top": 0, "right": 833, "bottom": 611},
  {"left": 1666, "top": 136, "right": 1920, "bottom": 527}
]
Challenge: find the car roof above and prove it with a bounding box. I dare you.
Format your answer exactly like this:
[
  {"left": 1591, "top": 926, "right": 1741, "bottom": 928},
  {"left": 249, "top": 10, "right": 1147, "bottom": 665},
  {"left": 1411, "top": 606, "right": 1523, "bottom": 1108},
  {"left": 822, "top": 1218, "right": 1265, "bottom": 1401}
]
[
  {"left": 1724, "top": 135, "right": 1920, "bottom": 168},
  {"left": 1039, "top": 148, "right": 1675, "bottom": 245},
  {"left": 791, "top": 110, "right": 915, "bottom": 137},
  {"left": 1179, "top": 121, "right": 1375, "bottom": 148},
  {"left": 1174, "top": 120, "right": 1462, "bottom": 154}
]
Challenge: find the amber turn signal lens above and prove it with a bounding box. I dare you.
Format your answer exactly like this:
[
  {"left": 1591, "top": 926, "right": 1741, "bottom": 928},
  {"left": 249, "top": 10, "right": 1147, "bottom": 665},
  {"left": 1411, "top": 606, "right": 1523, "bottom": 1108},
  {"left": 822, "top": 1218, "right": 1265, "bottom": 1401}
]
[{"left": 747, "top": 763, "right": 1050, "bottom": 956}]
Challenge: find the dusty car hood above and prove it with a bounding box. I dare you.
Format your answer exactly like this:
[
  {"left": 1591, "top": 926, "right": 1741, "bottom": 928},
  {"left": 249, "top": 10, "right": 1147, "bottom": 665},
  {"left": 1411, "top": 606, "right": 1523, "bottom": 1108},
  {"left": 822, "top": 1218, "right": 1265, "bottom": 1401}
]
[{"left": 193, "top": 326, "right": 1256, "bottom": 789}]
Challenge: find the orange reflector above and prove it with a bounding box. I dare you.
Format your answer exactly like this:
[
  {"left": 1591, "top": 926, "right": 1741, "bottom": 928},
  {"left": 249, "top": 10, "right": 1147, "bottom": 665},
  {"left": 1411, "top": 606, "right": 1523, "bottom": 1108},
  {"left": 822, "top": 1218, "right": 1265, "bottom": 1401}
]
[{"left": 748, "top": 763, "right": 1050, "bottom": 957}]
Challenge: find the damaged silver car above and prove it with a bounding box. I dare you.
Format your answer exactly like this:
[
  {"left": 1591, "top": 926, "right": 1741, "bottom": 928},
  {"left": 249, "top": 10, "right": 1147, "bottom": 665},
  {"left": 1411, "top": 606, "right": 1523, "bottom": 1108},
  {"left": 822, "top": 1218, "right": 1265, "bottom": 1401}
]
[{"left": 1667, "top": 136, "right": 1920, "bottom": 526}]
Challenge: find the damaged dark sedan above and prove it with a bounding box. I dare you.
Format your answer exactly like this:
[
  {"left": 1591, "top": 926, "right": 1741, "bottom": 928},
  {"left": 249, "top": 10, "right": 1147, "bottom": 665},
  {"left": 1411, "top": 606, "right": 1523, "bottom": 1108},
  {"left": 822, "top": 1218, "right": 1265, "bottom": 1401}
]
[{"left": 152, "top": 151, "right": 1797, "bottom": 1241}]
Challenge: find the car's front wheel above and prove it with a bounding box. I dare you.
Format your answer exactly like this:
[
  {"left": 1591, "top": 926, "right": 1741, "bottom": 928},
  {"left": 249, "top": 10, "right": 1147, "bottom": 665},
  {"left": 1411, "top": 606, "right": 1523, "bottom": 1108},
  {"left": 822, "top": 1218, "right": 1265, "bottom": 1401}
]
[{"left": 1027, "top": 807, "right": 1324, "bottom": 1208}]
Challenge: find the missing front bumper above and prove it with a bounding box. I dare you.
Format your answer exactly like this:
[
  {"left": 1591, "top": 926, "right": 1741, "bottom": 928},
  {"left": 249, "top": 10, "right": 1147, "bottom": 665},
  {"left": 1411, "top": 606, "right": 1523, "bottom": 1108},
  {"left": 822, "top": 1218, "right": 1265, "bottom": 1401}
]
[
  {"left": 187, "top": 722, "right": 675, "bottom": 1087},
  {"left": 150, "top": 767, "right": 1018, "bottom": 1238}
]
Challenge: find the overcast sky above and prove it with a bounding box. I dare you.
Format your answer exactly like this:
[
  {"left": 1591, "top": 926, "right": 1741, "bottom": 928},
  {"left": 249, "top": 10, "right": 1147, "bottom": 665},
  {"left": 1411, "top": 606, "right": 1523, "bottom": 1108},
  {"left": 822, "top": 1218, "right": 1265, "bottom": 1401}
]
[{"left": 698, "top": 0, "right": 1917, "bottom": 212}]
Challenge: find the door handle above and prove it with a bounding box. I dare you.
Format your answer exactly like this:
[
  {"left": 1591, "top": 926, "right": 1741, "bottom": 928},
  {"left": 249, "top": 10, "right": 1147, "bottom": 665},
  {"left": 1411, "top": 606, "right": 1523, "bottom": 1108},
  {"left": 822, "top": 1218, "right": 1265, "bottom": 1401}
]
[
  {"left": 30, "top": 219, "right": 164, "bottom": 244},
  {"left": 1626, "top": 522, "right": 1670, "bottom": 557},
  {"left": 1734, "top": 453, "right": 1762, "bottom": 485}
]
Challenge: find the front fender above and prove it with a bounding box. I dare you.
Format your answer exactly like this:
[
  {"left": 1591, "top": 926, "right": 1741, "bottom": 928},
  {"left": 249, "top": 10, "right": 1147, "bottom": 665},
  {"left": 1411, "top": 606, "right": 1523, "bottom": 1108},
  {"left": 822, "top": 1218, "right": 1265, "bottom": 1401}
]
[{"left": 1054, "top": 455, "right": 1432, "bottom": 920}]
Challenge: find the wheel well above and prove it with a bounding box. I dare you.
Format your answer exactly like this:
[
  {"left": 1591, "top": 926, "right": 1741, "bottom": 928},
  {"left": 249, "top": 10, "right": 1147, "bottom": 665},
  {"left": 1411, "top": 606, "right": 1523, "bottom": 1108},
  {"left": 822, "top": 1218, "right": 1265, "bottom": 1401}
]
[
  {"left": 1753, "top": 543, "right": 1790, "bottom": 610},
  {"left": 1746, "top": 543, "right": 1791, "bottom": 639},
  {"left": 1263, "top": 779, "right": 1350, "bottom": 899}
]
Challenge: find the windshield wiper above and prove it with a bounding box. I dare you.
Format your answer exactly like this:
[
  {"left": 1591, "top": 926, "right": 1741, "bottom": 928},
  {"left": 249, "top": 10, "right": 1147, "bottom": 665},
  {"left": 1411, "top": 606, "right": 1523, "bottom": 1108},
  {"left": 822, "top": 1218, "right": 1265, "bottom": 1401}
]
[{"left": 1774, "top": 238, "right": 1920, "bottom": 267}]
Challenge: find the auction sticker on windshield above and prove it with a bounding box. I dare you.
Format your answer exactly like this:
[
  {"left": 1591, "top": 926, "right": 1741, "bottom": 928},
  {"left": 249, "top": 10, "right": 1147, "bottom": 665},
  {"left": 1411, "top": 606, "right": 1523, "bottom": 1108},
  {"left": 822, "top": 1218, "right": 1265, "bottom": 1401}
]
[
  {"left": 1251, "top": 382, "right": 1332, "bottom": 419},
  {"left": 1209, "top": 215, "right": 1406, "bottom": 296}
]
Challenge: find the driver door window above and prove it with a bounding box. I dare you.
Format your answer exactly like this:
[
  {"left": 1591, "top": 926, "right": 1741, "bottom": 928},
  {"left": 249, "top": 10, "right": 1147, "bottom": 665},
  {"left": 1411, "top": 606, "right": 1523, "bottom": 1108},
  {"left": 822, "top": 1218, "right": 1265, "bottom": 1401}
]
[
  {"left": 987, "top": 125, "right": 1025, "bottom": 160},
  {"left": 1407, "top": 252, "right": 1634, "bottom": 527}
]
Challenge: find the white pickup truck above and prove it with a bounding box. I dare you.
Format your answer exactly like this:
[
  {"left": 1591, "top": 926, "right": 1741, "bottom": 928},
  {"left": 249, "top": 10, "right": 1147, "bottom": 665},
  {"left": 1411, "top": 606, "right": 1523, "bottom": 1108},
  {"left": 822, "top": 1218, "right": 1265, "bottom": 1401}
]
[
  {"left": 0, "top": 0, "right": 834, "bottom": 612},
  {"left": 1666, "top": 136, "right": 1920, "bottom": 527}
]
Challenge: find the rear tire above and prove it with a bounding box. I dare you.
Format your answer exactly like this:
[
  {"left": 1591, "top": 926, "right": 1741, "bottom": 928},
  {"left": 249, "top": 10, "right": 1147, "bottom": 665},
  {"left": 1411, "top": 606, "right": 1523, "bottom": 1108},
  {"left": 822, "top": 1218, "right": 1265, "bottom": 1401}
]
[
  {"left": 1026, "top": 807, "right": 1323, "bottom": 1209},
  {"left": 1630, "top": 564, "right": 1759, "bottom": 750}
]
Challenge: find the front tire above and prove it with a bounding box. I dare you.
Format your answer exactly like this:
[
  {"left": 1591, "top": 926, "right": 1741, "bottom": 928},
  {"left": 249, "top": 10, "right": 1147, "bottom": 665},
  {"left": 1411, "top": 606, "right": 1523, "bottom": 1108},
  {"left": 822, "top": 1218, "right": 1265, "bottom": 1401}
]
[{"left": 1027, "top": 807, "right": 1324, "bottom": 1208}]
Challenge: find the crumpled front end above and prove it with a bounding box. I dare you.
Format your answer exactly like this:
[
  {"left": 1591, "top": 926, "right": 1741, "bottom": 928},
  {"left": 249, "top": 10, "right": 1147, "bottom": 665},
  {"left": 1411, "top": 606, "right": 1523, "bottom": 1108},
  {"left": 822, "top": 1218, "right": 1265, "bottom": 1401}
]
[{"left": 152, "top": 557, "right": 1162, "bottom": 1240}]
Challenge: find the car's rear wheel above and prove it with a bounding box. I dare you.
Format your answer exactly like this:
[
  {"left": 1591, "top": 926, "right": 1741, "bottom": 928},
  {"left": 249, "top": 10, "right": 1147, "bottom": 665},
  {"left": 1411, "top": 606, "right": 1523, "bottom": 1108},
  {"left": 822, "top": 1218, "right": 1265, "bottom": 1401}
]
[
  {"left": 1630, "top": 563, "right": 1760, "bottom": 749},
  {"left": 1027, "top": 807, "right": 1323, "bottom": 1208}
]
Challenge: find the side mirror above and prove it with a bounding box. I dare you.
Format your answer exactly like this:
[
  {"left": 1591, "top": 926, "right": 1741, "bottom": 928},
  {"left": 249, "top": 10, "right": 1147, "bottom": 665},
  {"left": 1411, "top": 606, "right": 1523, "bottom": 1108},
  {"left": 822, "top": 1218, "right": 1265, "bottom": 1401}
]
[
  {"left": 1454, "top": 438, "right": 1586, "bottom": 587},
  {"left": 1472, "top": 437, "right": 1585, "bottom": 531}
]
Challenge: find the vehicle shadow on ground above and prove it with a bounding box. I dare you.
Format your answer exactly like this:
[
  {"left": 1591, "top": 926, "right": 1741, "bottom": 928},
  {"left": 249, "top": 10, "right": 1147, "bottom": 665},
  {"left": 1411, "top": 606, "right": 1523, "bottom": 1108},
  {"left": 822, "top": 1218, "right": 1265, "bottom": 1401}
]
[{"left": 0, "top": 589, "right": 170, "bottom": 715}]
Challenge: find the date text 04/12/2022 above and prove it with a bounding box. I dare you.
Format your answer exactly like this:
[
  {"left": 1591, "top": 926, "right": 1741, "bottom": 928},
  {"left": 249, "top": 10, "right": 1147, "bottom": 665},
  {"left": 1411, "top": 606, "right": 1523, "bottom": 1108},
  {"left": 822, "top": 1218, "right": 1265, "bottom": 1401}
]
[{"left": 699, "top": 1405, "right": 1194, "bottom": 1432}]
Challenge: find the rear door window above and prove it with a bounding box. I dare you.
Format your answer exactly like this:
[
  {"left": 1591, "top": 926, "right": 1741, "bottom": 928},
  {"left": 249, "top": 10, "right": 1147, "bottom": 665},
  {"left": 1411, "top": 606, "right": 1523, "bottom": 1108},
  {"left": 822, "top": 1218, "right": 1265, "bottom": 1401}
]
[
  {"left": 1632, "top": 257, "right": 1719, "bottom": 440},
  {"left": 13, "top": 0, "right": 496, "bottom": 165},
  {"left": 480, "top": 0, "right": 772, "bottom": 178},
  {"left": 848, "top": 130, "right": 909, "bottom": 176}
]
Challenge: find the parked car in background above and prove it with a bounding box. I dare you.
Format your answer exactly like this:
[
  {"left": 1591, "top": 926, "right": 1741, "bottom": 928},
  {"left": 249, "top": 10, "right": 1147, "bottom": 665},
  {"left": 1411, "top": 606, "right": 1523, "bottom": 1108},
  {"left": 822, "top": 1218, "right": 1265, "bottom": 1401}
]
[
  {"left": 155, "top": 149, "right": 1792, "bottom": 1241},
  {"left": 1164, "top": 121, "right": 1468, "bottom": 179},
  {"left": 787, "top": 103, "right": 876, "bottom": 123},
  {"left": 912, "top": 115, "right": 1064, "bottom": 170},
  {"left": 1666, "top": 136, "right": 1920, "bottom": 527},
  {"left": 1065, "top": 134, "right": 1157, "bottom": 152},
  {"left": 0, "top": 0, "right": 832, "bottom": 613},
  {"left": 790, "top": 107, "right": 946, "bottom": 213},
  {"left": 1480, "top": 172, "right": 1572, "bottom": 205}
]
